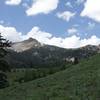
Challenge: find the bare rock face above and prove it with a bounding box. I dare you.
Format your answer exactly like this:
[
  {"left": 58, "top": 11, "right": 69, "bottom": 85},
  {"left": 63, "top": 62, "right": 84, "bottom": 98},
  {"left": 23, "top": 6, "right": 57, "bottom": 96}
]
[{"left": 9, "top": 38, "right": 42, "bottom": 52}]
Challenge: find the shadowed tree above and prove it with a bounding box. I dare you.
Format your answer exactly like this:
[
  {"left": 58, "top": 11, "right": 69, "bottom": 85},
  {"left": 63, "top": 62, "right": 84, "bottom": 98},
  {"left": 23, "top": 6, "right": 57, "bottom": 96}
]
[
  {"left": 0, "top": 33, "right": 11, "bottom": 89},
  {"left": 74, "top": 57, "right": 79, "bottom": 65}
]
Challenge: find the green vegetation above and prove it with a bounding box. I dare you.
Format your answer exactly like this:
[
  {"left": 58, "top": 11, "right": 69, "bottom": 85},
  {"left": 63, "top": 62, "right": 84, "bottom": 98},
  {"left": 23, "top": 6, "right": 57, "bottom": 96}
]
[
  {"left": 0, "top": 54, "right": 100, "bottom": 100},
  {"left": 7, "top": 65, "right": 69, "bottom": 85},
  {"left": 0, "top": 33, "right": 11, "bottom": 89}
]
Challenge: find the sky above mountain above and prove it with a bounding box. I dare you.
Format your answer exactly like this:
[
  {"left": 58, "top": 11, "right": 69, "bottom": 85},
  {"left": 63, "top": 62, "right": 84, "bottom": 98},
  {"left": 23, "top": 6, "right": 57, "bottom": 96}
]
[{"left": 0, "top": 0, "right": 100, "bottom": 48}]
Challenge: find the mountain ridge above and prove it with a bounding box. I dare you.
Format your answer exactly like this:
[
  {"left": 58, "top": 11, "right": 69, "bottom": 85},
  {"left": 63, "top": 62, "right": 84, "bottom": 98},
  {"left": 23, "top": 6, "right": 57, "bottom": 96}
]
[
  {"left": 9, "top": 38, "right": 100, "bottom": 52},
  {"left": 5, "top": 38, "right": 100, "bottom": 68}
]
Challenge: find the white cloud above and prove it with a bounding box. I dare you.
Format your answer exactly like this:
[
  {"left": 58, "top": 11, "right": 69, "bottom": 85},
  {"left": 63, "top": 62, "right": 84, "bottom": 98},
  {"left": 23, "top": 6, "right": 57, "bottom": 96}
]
[
  {"left": 81, "top": 35, "right": 100, "bottom": 46},
  {"left": 81, "top": 0, "right": 100, "bottom": 22},
  {"left": 0, "top": 25, "right": 100, "bottom": 48},
  {"left": 22, "top": 26, "right": 52, "bottom": 43},
  {"left": 61, "top": 35, "right": 100, "bottom": 48},
  {"left": 17, "top": 26, "right": 100, "bottom": 48},
  {"left": 57, "top": 11, "right": 75, "bottom": 21},
  {"left": 67, "top": 28, "right": 78, "bottom": 36},
  {"left": 26, "top": 0, "right": 59, "bottom": 16},
  {"left": 65, "top": 2, "right": 73, "bottom": 8},
  {"left": 0, "top": 25, "right": 22, "bottom": 42},
  {"left": 5, "top": 0, "right": 22, "bottom": 5}
]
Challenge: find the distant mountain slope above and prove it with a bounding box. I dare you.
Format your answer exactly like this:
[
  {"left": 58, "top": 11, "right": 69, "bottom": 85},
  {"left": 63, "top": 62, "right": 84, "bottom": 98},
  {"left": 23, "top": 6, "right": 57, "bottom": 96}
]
[
  {"left": 0, "top": 54, "right": 100, "bottom": 100},
  {"left": 6, "top": 38, "right": 100, "bottom": 68}
]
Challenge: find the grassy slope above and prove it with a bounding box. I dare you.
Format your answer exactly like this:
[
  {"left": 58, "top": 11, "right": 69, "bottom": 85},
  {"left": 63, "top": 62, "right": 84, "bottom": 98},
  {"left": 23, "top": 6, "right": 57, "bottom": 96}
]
[{"left": 0, "top": 54, "right": 100, "bottom": 100}]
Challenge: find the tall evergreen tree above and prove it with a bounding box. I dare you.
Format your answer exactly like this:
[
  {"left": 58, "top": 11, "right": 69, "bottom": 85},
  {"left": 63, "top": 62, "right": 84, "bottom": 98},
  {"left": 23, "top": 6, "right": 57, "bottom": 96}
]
[{"left": 0, "top": 33, "right": 11, "bottom": 89}]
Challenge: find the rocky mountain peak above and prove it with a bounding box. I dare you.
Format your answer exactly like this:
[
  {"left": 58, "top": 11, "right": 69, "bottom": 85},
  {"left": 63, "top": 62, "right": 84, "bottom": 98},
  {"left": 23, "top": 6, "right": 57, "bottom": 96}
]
[
  {"left": 24, "top": 38, "right": 37, "bottom": 42},
  {"left": 9, "top": 38, "right": 42, "bottom": 52}
]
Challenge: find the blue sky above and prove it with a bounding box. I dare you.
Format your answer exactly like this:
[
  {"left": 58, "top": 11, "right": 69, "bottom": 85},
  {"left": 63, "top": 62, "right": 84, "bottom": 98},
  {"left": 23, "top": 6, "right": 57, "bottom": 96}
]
[{"left": 0, "top": 0, "right": 100, "bottom": 48}]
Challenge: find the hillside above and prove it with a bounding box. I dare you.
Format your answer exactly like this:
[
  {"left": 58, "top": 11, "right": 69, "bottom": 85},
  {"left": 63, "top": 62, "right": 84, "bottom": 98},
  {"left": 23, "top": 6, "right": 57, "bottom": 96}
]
[{"left": 0, "top": 54, "right": 100, "bottom": 100}]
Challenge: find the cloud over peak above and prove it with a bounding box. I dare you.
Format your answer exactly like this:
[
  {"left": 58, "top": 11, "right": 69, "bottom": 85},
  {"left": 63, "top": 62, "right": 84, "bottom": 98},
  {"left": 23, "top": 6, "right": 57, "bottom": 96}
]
[{"left": 0, "top": 24, "right": 100, "bottom": 49}]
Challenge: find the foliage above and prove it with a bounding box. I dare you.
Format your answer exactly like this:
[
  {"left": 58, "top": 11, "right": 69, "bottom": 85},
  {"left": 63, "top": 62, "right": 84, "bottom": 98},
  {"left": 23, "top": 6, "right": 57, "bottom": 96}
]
[
  {"left": 0, "top": 72, "right": 9, "bottom": 89},
  {"left": 0, "top": 33, "right": 11, "bottom": 89},
  {"left": 0, "top": 54, "right": 100, "bottom": 100},
  {"left": 13, "top": 66, "right": 68, "bottom": 83}
]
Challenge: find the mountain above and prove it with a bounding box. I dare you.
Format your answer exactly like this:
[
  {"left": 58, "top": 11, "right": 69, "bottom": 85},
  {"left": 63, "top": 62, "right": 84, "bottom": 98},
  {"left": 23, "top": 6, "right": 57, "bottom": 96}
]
[
  {"left": 81, "top": 45, "right": 100, "bottom": 52},
  {"left": 5, "top": 38, "right": 100, "bottom": 68},
  {"left": 0, "top": 54, "right": 100, "bottom": 100},
  {"left": 10, "top": 38, "right": 100, "bottom": 53},
  {"left": 9, "top": 38, "right": 42, "bottom": 52}
]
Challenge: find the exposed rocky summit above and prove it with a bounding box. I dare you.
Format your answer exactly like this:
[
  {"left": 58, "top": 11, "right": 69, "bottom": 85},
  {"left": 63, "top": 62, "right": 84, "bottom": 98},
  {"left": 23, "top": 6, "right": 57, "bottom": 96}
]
[{"left": 9, "top": 38, "right": 42, "bottom": 52}]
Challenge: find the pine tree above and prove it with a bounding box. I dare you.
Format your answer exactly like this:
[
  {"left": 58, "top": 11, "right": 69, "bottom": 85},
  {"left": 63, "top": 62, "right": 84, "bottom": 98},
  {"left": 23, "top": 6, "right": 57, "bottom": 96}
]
[{"left": 0, "top": 33, "right": 11, "bottom": 89}]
